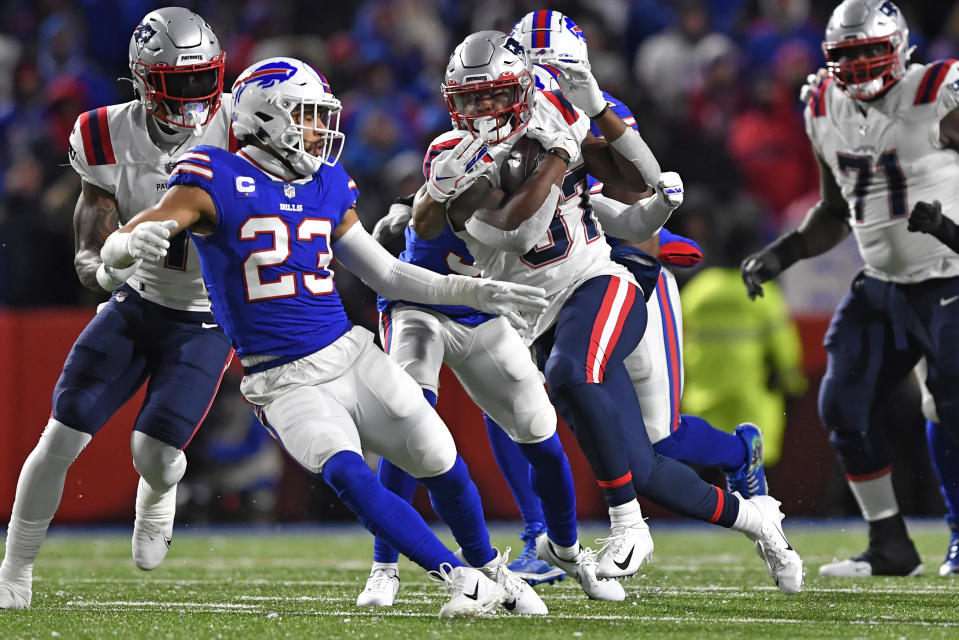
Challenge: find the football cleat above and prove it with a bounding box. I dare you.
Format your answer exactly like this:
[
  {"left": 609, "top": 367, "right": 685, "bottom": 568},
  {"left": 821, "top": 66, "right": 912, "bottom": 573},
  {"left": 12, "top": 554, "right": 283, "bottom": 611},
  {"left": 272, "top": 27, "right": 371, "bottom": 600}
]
[
  {"left": 725, "top": 423, "right": 768, "bottom": 499},
  {"left": 459, "top": 548, "right": 547, "bottom": 615},
  {"left": 132, "top": 518, "right": 173, "bottom": 571},
  {"left": 594, "top": 519, "right": 654, "bottom": 579},
  {"left": 430, "top": 564, "right": 506, "bottom": 618},
  {"left": 819, "top": 514, "right": 924, "bottom": 578},
  {"left": 536, "top": 535, "right": 626, "bottom": 601},
  {"left": 0, "top": 578, "right": 32, "bottom": 609},
  {"left": 507, "top": 524, "right": 566, "bottom": 586},
  {"left": 356, "top": 565, "right": 400, "bottom": 607},
  {"left": 940, "top": 525, "right": 959, "bottom": 577},
  {"left": 745, "top": 495, "right": 803, "bottom": 594}
]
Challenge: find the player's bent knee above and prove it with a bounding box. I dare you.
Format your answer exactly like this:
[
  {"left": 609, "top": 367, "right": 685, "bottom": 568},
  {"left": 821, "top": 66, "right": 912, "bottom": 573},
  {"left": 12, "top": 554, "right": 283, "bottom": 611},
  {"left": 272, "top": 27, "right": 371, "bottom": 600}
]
[
  {"left": 544, "top": 351, "right": 582, "bottom": 390},
  {"left": 131, "top": 431, "right": 186, "bottom": 488},
  {"left": 404, "top": 407, "right": 457, "bottom": 478},
  {"left": 36, "top": 419, "right": 92, "bottom": 464}
]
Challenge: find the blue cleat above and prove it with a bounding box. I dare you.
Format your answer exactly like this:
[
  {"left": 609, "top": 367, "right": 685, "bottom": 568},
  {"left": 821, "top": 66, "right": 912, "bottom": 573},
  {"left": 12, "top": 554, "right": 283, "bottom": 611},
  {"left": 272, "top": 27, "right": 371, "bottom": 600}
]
[
  {"left": 725, "top": 423, "right": 768, "bottom": 499},
  {"left": 940, "top": 517, "right": 959, "bottom": 577},
  {"left": 506, "top": 524, "right": 566, "bottom": 586}
]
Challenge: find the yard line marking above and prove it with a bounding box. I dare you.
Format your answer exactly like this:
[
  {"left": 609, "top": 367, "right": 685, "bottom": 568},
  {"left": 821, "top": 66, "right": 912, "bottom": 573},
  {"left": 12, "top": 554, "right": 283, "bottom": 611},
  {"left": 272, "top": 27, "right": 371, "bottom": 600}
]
[{"left": 51, "top": 601, "right": 959, "bottom": 627}]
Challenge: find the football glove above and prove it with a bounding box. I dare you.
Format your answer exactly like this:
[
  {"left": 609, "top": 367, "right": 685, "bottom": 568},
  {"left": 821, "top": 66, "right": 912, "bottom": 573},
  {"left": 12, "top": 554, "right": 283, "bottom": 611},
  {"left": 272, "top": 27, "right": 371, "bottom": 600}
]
[
  {"left": 372, "top": 195, "right": 414, "bottom": 244},
  {"left": 547, "top": 59, "right": 608, "bottom": 118},
  {"left": 473, "top": 279, "right": 549, "bottom": 331},
  {"left": 101, "top": 220, "right": 179, "bottom": 268},
  {"left": 95, "top": 259, "right": 141, "bottom": 292},
  {"left": 908, "top": 200, "right": 943, "bottom": 234},
  {"left": 524, "top": 126, "right": 581, "bottom": 166},
  {"left": 654, "top": 171, "right": 684, "bottom": 211},
  {"left": 741, "top": 231, "right": 806, "bottom": 300},
  {"left": 798, "top": 69, "right": 827, "bottom": 103},
  {"left": 427, "top": 135, "right": 492, "bottom": 203}
]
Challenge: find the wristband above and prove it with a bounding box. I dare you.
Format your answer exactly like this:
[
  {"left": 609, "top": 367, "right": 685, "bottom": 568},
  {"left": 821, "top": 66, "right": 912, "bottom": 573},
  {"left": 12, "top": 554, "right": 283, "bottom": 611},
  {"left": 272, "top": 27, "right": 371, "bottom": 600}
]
[
  {"left": 545, "top": 148, "right": 571, "bottom": 166},
  {"left": 589, "top": 104, "right": 610, "bottom": 120}
]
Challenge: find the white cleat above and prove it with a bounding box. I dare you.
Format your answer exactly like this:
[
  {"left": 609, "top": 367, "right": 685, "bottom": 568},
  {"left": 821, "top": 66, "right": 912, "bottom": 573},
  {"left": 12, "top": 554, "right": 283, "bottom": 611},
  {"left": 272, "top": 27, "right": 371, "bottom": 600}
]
[
  {"left": 356, "top": 566, "right": 400, "bottom": 607},
  {"left": 132, "top": 518, "right": 173, "bottom": 571},
  {"left": 746, "top": 495, "right": 804, "bottom": 594},
  {"left": 430, "top": 564, "right": 506, "bottom": 618},
  {"left": 819, "top": 557, "right": 924, "bottom": 578},
  {"left": 474, "top": 549, "right": 547, "bottom": 615},
  {"left": 536, "top": 535, "right": 626, "bottom": 601},
  {"left": 0, "top": 578, "right": 32, "bottom": 609},
  {"left": 594, "top": 520, "right": 654, "bottom": 579}
]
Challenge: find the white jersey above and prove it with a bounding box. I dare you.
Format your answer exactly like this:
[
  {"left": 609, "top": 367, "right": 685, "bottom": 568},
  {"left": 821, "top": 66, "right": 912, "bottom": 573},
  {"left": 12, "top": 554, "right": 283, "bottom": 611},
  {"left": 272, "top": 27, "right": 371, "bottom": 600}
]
[
  {"left": 805, "top": 61, "right": 959, "bottom": 284},
  {"left": 68, "top": 98, "right": 234, "bottom": 311},
  {"left": 440, "top": 89, "right": 632, "bottom": 341}
]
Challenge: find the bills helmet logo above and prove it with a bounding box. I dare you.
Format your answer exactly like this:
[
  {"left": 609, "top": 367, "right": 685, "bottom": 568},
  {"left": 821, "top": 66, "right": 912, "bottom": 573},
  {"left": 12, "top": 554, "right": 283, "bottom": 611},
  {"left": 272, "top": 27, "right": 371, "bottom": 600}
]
[
  {"left": 233, "top": 61, "right": 298, "bottom": 100},
  {"left": 564, "top": 17, "right": 586, "bottom": 42},
  {"left": 133, "top": 23, "right": 158, "bottom": 54}
]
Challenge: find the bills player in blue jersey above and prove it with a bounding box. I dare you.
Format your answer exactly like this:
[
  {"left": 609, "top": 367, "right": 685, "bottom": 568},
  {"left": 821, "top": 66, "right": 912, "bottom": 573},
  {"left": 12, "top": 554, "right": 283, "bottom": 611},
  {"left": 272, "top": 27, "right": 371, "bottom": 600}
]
[
  {"left": 744, "top": 0, "right": 959, "bottom": 578},
  {"left": 413, "top": 30, "right": 803, "bottom": 594},
  {"left": 0, "top": 8, "right": 234, "bottom": 610},
  {"left": 97, "top": 57, "right": 554, "bottom": 618}
]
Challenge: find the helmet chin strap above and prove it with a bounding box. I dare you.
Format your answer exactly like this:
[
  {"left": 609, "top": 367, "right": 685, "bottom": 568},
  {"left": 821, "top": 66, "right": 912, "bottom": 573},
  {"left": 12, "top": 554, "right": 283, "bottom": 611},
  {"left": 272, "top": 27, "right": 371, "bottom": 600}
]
[{"left": 146, "top": 115, "right": 194, "bottom": 151}]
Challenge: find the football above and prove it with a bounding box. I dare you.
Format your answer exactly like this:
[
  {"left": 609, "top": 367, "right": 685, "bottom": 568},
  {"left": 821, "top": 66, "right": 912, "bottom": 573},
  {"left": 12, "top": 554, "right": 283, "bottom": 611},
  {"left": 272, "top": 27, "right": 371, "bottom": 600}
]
[{"left": 499, "top": 134, "right": 546, "bottom": 195}]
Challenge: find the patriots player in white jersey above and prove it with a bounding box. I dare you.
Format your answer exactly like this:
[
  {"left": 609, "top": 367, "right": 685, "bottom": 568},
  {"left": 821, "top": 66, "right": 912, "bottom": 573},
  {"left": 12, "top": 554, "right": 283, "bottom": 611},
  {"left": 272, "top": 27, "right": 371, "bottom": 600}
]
[
  {"left": 97, "top": 56, "right": 553, "bottom": 618},
  {"left": 742, "top": 0, "right": 959, "bottom": 578},
  {"left": 414, "top": 30, "right": 804, "bottom": 594},
  {"left": 0, "top": 8, "right": 234, "bottom": 609}
]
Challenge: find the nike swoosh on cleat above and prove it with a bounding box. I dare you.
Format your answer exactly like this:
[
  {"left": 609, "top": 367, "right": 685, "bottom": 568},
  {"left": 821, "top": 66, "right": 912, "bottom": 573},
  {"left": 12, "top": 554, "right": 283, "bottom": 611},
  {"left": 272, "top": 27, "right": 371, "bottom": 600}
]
[
  {"left": 941, "top": 295, "right": 959, "bottom": 307},
  {"left": 613, "top": 546, "right": 635, "bottom": 571},
  {"left": 164, "top": 537, "right": 172, "bottom": 549},
  {"left": 464, "top": 582, "right": 480, "bottom": 601},
  {"left": 503, "top": 598, "right": 517, "bottom": 611}
]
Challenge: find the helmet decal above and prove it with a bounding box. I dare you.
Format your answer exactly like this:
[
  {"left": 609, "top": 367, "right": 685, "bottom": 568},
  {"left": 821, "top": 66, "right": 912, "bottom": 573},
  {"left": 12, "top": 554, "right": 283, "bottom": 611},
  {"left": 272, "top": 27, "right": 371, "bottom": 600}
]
[{"left": 234, "top": 61, "right": 298, "bottom": 100}]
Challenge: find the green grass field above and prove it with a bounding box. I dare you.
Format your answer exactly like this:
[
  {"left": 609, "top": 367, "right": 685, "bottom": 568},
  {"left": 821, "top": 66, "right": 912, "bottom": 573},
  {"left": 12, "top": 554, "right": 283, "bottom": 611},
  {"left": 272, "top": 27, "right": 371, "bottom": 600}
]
[{"left": 1, "top": 521, "right": 957, "bottom": 639}]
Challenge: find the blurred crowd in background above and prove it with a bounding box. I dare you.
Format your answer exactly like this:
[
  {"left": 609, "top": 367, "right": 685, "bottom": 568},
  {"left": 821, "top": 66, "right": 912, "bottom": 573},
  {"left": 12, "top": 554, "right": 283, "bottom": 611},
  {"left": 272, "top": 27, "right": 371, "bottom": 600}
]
[{"left": 1, "top": 0, "right": 956, "bottom": 523}]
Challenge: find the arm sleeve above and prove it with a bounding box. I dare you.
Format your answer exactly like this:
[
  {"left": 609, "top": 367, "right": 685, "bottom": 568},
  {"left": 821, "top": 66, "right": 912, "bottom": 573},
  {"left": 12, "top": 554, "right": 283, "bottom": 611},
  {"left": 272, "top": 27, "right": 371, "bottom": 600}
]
[
  {"left": 333, "top": 222, "right": 482, "bottom": 308},
  {"left": 590, "top": 190, "right": 672, "bottom": 243},
  {"left": 464, "top": 184, "right": 561, "bottom": 253}
]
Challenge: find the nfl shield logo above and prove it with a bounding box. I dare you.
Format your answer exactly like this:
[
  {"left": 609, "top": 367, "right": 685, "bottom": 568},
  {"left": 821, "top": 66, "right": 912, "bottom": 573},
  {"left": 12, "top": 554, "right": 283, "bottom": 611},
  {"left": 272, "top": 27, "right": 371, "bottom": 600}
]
[{"left": 284, "top": 184, "right": 295, "bottom": 198}]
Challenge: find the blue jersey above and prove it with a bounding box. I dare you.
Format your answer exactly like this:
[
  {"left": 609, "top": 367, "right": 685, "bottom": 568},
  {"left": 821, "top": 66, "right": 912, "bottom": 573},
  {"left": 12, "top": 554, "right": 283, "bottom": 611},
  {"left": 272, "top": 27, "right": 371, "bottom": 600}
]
[
  {"left": 376, "top": 134, "right": 495, "bottom": 325},
  {"left": 169, "top": 146, "right": 357, "bottom": 360}
]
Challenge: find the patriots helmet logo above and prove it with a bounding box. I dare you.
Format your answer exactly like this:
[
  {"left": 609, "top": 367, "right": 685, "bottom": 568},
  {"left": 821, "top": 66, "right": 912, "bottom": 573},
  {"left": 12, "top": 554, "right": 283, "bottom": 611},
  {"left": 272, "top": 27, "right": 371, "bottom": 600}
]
[
  {"left": 234, "top": 61, "right": 298, "bottom": 100},
  {"left": 133, "top": 23, "right": 158, "bottom": 53}
]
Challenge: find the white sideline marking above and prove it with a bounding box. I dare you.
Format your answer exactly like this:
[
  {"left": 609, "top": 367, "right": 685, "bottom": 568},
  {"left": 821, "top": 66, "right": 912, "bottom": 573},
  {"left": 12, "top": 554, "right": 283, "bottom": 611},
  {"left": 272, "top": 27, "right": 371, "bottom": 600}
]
[{"left": 52, "top": 601, "right": 959, "bottom": 627}]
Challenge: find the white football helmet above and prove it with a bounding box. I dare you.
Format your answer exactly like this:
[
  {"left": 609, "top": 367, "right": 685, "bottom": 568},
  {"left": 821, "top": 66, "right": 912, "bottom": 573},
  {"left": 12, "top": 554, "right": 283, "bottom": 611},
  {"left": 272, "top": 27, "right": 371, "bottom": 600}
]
[
  {"left": 822, "top": 0, "right": 912, "bottom": 100},
  {"left": 128, "top": 7, "right": 225, "bottom": 131},
  {"left": 232, "top": 57, "right": 344, "bottom": 175},
  {"left": 511, "top": 10, "right": 588, "bottom": 66},
  {"left": 442, "top": 31, "right": 535, "bottom": 145}
]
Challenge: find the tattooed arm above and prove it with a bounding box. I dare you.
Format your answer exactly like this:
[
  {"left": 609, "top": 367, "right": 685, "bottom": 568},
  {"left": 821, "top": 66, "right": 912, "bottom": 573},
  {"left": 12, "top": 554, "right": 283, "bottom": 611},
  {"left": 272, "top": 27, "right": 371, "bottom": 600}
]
[{"left": 73, "top": 180, "right": 121, "bottom": 291}]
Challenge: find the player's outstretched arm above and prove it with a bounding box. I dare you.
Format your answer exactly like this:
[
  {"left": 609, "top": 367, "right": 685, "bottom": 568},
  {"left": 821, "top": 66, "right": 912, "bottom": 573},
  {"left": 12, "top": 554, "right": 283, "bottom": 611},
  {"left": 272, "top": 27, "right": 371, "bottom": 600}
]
[
  {"left": 592, "top": 172, "right": 685, "bottom": 243},
  {"left": 741, "top": 153, "right": 849, "bottom": 299},
  {"left": 72, "top": 180, "right": 137, "bottom": 292},
  {"left": 332, "top": 209, "right": 548, "bottom": 327},
  {"left": 101, "top": 185, "right": 216, "bottom": 269}
]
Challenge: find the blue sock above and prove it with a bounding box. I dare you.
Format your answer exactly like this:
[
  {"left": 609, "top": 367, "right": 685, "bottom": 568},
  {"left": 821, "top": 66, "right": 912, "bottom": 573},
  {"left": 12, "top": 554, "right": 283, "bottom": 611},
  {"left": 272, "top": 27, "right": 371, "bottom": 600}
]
[
  {"left": 653, "top": 414, "right": 747, "bottom": 471},
  {"left": 372, "top": 457, "right": 419, "bottom": 563},
  {"left": 372, "top": 387, "right": 439, "bottom": 563},
  {"left": 484, "top": 413, "right": 545, "bottom": 527},
  {"left": 927, "top": 420, "right": 959, "bottom": 527},
  {"left": 419, "top": 454, "right": 495, "bottom": 567},
  {"left": 517, "top": 432, "right": 578, "bottom": 547},
  {"left": 321, "top": 450, "right": 461, "bottom": 572}
]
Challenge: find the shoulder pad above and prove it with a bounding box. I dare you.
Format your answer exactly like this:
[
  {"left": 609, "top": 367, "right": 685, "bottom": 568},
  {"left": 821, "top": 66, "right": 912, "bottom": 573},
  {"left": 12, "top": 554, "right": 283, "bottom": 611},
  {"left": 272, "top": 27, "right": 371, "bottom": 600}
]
[
  {"left": 914, "top": 59, "right": 959, "bottom": 106},
  {"left": 73, "top": 107, "right": 117, "bottom": 166}
]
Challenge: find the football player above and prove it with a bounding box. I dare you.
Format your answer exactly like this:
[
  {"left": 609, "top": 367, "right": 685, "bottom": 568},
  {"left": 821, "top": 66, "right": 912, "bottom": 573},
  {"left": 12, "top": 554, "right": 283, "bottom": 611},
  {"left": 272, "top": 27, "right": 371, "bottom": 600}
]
[
  {"left": 742, "top": 0, "right": 959, "bottom": 578},
  {"left": 97, "top": 56, "right": 552, "bottom": 618},
  {"left": 0, "top": 8, "right": 233, "bottom": 609},
  {"left": 414, "top": 30, "right": 803, "bottom": 594}
]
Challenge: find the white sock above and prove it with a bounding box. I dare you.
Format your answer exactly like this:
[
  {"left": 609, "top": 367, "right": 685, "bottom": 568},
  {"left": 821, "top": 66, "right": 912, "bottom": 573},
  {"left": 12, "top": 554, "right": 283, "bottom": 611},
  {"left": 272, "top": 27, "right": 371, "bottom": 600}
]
[
  {"left": 1, "top": 420, "right": 91, "bottom": 581},
  {"left": 730, "top": 494, "right": 763, "bottom": 538},
  {"left": 371, "top": 561, "right": 398, "bottom": 574},
  {"left": 609, "top": 500, "right": 644, "bottom": 529},
  {"left": 847, "top": 469, "right": 899, "bottom": 521},
  {"left": 550, "top": 539, "right": 581, "bottom": 562}
]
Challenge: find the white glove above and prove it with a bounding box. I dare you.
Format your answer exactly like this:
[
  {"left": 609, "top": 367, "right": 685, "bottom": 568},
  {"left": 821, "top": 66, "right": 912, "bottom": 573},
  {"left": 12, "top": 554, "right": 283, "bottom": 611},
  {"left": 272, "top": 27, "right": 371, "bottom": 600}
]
[
  {"left": 524, "top": 127, "right": 581, "bottom": 166},
  {"left": 547, "top": 59, "right": 608, "bottom": 118},
  {"left": 472, "top": 279, "right": 549, "bottom": 331},
  {"left": 101, "top": 220, "right": 179, "bottom": 268},
  {"left": 654, "top": 171, "right": 684, "bottom": 211},
  {"left": 95, "top": 259, "right": 141, "bottom": 292},
  {"left": 372, "top": 199, "right": 413, "bottom": 244},
  {"left": 426, "top": 135, "right": 492, "bottom": 203},
  {"left": 799, "top": 69, "right": 827, "bottom": 103}
]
